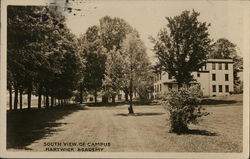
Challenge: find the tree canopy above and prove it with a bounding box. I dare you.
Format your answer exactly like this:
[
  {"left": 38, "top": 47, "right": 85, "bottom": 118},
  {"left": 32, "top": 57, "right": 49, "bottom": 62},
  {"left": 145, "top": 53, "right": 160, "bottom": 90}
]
[
  {"left": 78, "top": 25, "right": 106, "bottom": 103},
  {"left": 152, "top": 10, "right": 212, "bottom": 85},
  {"left": 7, "top": 6, "right": 83, "bottom": 109},
  {"left": 209, "top": 38, "right": 237, "bottom": 59}
]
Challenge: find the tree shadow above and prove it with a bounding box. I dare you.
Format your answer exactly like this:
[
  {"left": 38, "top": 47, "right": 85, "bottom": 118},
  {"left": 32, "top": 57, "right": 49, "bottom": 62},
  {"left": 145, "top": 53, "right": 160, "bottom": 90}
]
[
  {"left": 176, "top": 129, "right": 218, "bottom": 136},
  {"left": 200, "top": 99, "right": 238, "bottom": 106},
  {"left": 85, "top": 100, "right": 154, "bottom": 107},
  {"left": 7, "top": 104, "right": 83, "bottom": 150},
  {"left": 115, "top": 112, "right": 165, "bottom": 117},
  {"left": 85, "top": 101, "right": 126, "bottom": 107}
]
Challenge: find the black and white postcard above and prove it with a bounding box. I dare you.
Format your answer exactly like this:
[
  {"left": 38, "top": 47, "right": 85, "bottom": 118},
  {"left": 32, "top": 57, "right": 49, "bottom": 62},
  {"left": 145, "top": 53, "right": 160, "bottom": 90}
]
[{"left": 0, "top": 0, "right": 249, "bottom": 158}]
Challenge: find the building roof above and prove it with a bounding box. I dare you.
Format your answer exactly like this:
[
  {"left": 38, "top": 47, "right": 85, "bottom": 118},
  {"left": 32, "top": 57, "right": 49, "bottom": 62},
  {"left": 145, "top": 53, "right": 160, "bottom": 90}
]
[{"left": 207, "top": 58, "right": 234, "bottom": 63}]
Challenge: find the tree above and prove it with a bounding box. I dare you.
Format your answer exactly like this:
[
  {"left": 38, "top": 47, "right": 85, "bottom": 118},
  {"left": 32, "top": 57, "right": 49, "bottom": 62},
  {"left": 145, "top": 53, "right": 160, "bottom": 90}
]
[
  {"left": 209, "top": 38, "right": 236, "bottom": 59},
  {"left": 7, "top": 70, "right": 13, "bottom": 110},
  {"left": 102, "top": 49, "right": 127, "bottom": 104},
  {"left": 7, "top": 6, "right": 80, "bottom": 110},
  {"left": 7, "top": 6, "right": 44, "bottom": 110},
  {"left": 162, "top": 85, "right": 209, "bottom": 133},
  {"left": 102, "top": 29, "right": 152, "bottom": 112},
  {"left": 152, "top": 10, "right": 212, "bottom": 86},
  {"left": 99, "top": 16, "right": 134, "bottom": 103},
  {"left": 99, "top": 16, "right": 133, "bottom": 51},
  {"left": 135, "top": 67, "right": 154, "bottom": 104},
  {"left": 121, "top": 32, "right": 151, "bottom": 113},
  {"left": 78, "top": 25, "right": 106, "bottom": 103}
]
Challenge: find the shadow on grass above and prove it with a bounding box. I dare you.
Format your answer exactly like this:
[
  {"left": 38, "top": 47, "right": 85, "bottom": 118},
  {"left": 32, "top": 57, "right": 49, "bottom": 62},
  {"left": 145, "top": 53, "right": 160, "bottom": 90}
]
[
  {"left": 85, "top": 101, "right": 156, "bottom": 107},
  {"left": 85, "top": 101, "right": 126, "bottom": 107},
  {"left": 200, "top": 99, "right": 238, "bottom": 105},
  {"left": 7, "top": 104, "right": 84, "bottom": 150},
  {"left": 176, "top": 129, "right": 218, "bottom": 136},
  {"left": 115, "top": 112, "right": 165, "bottom": 117}
]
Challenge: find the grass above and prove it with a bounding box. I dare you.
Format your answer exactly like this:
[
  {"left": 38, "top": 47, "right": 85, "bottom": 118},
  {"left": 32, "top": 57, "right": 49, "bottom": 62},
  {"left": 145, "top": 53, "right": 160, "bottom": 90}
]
[
  {"left": 201, "top": 94, "right": 243, "bottom": 106},
  {"left": 7, "top": 104, "right": 85, "bottom": 149},
  {"left": 7, "top": 94, "right": 243, "bottom": 152}
]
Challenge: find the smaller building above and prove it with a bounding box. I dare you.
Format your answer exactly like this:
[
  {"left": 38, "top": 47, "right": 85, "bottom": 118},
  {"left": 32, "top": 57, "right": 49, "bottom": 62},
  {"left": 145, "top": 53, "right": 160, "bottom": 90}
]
[{"left": 153, "top": 59, "right": 234, "bottom": 98}]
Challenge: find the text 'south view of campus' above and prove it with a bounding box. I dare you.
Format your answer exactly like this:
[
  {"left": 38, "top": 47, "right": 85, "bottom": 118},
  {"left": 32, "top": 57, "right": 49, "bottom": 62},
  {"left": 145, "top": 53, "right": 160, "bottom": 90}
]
[{"left": 2, "top": 0, "right": 248, "bottom": 158}]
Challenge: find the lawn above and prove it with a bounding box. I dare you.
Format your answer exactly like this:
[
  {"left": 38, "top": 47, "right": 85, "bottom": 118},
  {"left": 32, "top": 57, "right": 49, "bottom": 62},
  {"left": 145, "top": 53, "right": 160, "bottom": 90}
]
[{"left": 7, "top": 94, "right": 243, "bottom": 152}]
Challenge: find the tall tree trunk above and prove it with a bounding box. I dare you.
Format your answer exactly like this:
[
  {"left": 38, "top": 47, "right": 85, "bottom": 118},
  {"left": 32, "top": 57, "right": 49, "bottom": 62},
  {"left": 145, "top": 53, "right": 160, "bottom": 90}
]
[
  {"left": 94, "top": 89, "right": 97, "bottom": 104},
  {"left": 112, "top": 94, "right": 116, "bottom": 104},
  {"left": 102, "top": 96, "right": 108, "bottom": 104},
  {"left": 19, "top": 89, "right": 23, "bottom": 110},
  {"left": 46, "top": 93, "right": 49, "bottom": 108},
  {"left": 128, "top": 58, "right": 134, "bottom": 114},
  {"left": 79, "top": 85, "right": 83, "bottom": 104},
  {"left": 27, "top": 84, "right": 32, "bottom": 109},
  {"left": 129, "top": 79, "right": 134, "bottom": 114},
  {"left": 9, "top": 87, "right": 12, "bottom": 110},
  {"left": 14, "top": 86, "right": 18, "bottom": 110},
  {"left": 51, "top": 96, "right": 54, "bottom": 107},
  {"left": 38, "top": 84, "right": 42, "bottom": 109},
  {"left": 124, "top": 89, "right": 129, "bottom": 102},
  {"left": 55, "top": 98, "right": 57, "bottom": 106}
]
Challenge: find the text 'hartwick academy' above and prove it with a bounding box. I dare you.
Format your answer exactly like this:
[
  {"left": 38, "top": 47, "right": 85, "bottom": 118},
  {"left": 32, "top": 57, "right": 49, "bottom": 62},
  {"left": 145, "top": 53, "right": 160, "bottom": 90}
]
[{"left": 44, "top": 142, "right": 111, "bottom": 152}]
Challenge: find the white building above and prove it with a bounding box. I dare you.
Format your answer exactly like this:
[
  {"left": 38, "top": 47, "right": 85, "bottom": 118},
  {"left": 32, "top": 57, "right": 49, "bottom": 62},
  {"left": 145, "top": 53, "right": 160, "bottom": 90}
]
[{"left": 153, "top": 59, "right": 234, "bottom": 98}]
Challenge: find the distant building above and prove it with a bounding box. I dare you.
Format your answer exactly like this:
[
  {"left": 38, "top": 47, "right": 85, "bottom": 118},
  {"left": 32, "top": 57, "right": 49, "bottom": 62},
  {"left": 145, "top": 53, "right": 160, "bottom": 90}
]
[
  {"left": 85, "top": 90, "right": 125, "bottom": 103},
  {"left": 153, "top": 59, "right": 234, "bottom": 98}
]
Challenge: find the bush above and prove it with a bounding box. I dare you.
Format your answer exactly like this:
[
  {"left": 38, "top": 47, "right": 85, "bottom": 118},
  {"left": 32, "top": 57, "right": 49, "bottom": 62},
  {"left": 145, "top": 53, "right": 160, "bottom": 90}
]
[
  {"left": 162, "top": 85, "right": 209, "bottom": 134},
  {"left": 233, "top": 81, "right": 243, "bottom": 94}
]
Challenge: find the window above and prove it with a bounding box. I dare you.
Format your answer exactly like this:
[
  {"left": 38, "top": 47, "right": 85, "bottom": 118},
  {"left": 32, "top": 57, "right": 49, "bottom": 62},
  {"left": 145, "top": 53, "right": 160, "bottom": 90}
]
[
  {"left": 212, "top": 85, "right": 216, "bottom": 92},
  {"left": 212, "top": 73, "right": 216, "bottom": 81},
  {"left": 225, "top": 85, "right": 229, "bottom": 92},
  {"left": 212, "top": 63, "right": 216, "bottom": 70},
  {"left": 197, "top": 73, "right": 200, "bottom": 77},
  {"left": 225, "top": 63, "right": 228, "bottom": 70},
  {"left": 225, "top": 74, "right": 229, "bottom": 81},
  {"left": 168, "top": 73, "right": 172, "bottom": 79},
  {"left": 160, "top": 84, "right": 162, "bottom": 92},
  {"left": 219, "top": 85, "right": 223, "bottom": 92},
  {"left": 218, "top": 63, "right": 222, "bottom": 70},
  {"left": 159, "top": 73, "right": 161, "bottom": 80}
]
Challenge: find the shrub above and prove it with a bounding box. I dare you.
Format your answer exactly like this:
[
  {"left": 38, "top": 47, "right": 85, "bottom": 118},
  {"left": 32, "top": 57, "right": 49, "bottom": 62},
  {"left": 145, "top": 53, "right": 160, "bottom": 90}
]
[
  {"left": 234, "top": 81, "right": 243, "bottom": 94},
  {"left": 162, "top": 85, "right": 210, "bottom": 134}
]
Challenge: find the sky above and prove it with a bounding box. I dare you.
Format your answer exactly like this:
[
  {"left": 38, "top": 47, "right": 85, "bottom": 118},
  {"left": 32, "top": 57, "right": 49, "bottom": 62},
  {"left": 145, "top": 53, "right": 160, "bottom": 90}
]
[{"left": 62, "top": 0, "right": 249, "bottom": 62}]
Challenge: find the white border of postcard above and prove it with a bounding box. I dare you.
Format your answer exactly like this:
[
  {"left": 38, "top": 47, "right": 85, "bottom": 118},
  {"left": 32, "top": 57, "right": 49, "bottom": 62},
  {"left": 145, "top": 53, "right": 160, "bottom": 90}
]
[{"left": 0, "top": 0, "right": 249, "bottom": 158}]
